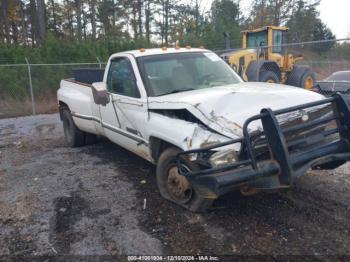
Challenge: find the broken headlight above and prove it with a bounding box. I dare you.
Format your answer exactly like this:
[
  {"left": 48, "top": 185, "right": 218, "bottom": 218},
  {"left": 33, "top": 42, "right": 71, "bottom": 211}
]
[{"left": 209, "top": 149, "right": 238, "bottom": 167}]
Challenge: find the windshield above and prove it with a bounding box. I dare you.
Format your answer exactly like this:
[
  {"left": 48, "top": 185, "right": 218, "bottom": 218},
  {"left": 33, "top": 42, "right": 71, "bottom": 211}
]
[
  {"left": 247, "top": 31, "right": 268, "bottom": 48},
  {"left": 137, "top": 52, "right": 241, "bottom": 96}
]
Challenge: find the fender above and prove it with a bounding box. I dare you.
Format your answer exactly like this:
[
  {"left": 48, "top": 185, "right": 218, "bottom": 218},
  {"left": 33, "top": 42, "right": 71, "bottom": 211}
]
[{"left": 146, "top": 111, "right": 230, "bottom": 161}]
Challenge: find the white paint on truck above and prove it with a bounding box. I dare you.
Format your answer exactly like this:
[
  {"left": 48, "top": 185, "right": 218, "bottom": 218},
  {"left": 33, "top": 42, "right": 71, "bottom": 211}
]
[{"left": 57, "top": 48, "right": 325, "bottom": 163}]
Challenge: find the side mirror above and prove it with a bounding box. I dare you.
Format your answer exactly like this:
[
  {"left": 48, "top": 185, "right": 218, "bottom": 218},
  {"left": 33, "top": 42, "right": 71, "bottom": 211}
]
[{"left": 92, "top": 82, "right": 110, "bottom": 106}]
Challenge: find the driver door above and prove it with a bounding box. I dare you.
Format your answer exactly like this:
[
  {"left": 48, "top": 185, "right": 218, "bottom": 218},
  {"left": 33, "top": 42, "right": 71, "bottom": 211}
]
[{"left": 99, "top": 56, "right": 150, "bottom": 158}]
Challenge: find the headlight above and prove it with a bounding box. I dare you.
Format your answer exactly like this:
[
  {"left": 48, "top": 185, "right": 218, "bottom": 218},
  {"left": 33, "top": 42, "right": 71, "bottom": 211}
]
[{"left": 209, "top": 149, "right": 238, "bottom": 167}]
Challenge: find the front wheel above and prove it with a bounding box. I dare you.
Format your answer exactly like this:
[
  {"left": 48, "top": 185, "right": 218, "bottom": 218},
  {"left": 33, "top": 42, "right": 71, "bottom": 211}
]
[{"left": 156, "top": 147, "right": 213, "bottom": 212}]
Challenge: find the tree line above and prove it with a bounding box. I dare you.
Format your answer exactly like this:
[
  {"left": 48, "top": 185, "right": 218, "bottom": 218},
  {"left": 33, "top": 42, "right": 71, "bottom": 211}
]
[
  {"left": 0, "top": 0, "right": 341, "bottom": 60},
  {"left": 0, "top": 0, "right": 348, "bottom": 107}
]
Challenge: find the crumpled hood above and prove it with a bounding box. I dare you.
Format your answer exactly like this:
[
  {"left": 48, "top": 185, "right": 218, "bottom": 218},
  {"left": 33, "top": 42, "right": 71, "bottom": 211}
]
[{"left": 148, "top": 82, "right": 326, "bottom": 138}]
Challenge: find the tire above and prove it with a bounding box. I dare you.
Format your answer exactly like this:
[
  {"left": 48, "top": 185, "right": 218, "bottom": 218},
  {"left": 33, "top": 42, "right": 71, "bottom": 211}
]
[
  {"left": 259, "top": 70, "right": 280, "bottom": 83},
  {"left": 287, "top": 65, "right": 316, "bottom": 89},
  {"left": 156, "top": 147, "right": 213, "bottom": 212},
  {"left": 85, "top": 133, "right": 97, "bottom": 145},
  {"left": 61, "top": 109, "right": 86, "bottom": 147}
]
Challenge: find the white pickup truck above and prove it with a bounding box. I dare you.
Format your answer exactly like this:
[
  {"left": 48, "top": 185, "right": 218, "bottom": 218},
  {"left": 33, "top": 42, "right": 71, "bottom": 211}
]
[{"left": 58, "top": 48, "right": 350, "bottom": 212}]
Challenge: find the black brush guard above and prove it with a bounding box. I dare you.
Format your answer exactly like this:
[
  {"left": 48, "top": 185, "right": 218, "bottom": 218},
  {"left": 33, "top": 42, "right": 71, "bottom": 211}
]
[{"left": 176, "top": 94, "right": 350, "bottom": 199}]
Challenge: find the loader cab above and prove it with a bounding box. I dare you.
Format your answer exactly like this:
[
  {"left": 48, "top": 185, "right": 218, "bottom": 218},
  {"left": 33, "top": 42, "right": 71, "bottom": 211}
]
[
  {"left": 242, "top": 26, "right": 288, "bottom": 55},
  {"left": 223, "top": 25, "right": 315, "bottom": 89}
]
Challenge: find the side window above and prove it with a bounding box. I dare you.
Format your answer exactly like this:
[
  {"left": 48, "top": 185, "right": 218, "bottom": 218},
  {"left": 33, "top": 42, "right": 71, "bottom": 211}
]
[
  {"left": 107, "top": 58, "right": 140, "bottom": 98},
  {"left": 272, "top": 30, "right": 283, "bottom": 53}
]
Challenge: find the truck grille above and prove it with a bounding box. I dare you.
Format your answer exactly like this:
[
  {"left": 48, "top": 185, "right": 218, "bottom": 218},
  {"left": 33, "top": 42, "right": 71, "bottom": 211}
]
[{"left": 247, "top": 104, "right": 339, "bottom": 161}]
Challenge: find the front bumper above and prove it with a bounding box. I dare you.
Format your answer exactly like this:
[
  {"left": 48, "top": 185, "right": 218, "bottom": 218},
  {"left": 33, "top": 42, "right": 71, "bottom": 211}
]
[{"left": 176, "top": 94, "right": 350, "bottom": 199}]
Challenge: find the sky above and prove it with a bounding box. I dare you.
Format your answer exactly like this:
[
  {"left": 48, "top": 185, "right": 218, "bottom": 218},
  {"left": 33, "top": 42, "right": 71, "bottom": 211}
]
[
  {"left": 198, "top": 0, "right": 350, "bottom": 39},
  {"left": 318, "top": 0, "right": 350, "bottom": 38}
]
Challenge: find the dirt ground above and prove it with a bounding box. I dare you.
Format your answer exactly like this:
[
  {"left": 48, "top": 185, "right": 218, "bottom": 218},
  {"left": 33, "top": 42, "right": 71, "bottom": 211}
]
[{"left": 0, "top": 114, "right": 349, "bottom": 260}]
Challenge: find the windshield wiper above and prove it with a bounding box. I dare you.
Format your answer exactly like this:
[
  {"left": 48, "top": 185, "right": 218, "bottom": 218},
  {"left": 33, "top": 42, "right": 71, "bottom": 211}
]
[{"left": 158, "top": 88, "right": 195, "bottom": 96}]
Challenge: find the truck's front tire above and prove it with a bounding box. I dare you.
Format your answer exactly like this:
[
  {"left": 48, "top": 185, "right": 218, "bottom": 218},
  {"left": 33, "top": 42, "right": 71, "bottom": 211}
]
[
  {"left": 156, "top": 147, "right": 213, "bottom": 212},
  {"left": 61, "top": 109, "right": 86, "bottom": 147}
]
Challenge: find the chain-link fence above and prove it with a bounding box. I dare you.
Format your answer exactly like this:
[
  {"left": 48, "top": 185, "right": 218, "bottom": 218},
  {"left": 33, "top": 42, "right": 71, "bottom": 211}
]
[
  {"left": 0, "top": 59, "right": 106, "bottom": 119},
  {"left": 1, "top": 38, "right": 350, "bottom": 118}
]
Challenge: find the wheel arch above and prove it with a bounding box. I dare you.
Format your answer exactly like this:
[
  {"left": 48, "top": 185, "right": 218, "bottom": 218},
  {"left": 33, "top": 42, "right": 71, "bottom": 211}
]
[
  {"left": 149, "top": 136, "right": 181, "bottom": 164},
  {"left": 58, "top": 100, "right": 70, "bottom": 120}
]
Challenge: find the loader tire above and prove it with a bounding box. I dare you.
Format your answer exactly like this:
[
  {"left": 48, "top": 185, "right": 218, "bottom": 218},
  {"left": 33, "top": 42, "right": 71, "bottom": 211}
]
[
  {"left": 62, "top": 109, "right": 86, "bottom": 147},
  {"left": 259, "top": 70, "right": 280, "bottom": 83},
  {"left": 287, "top": 65, "right": 316, "bottom": 90},
  {"left": 156, "top": 147, "right": 213, "bottom": 212}
]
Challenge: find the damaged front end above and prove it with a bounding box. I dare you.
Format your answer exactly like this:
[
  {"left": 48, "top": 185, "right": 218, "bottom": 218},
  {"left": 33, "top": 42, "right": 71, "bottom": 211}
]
[{"left": 176, "top": 94, "right": 350, "bottom": 199}]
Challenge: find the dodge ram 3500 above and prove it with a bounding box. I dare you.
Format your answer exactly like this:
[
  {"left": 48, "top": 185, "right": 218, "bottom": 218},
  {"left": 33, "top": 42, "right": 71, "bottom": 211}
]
[{"left": 57, "top": 48, "right": 350, "bottom": 212}]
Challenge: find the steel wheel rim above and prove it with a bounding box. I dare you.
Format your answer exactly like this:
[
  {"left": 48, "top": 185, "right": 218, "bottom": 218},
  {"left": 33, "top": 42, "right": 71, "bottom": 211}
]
[
  {"left": 167, "top": 165, "right": 193, "bottom": 204},
  {"left": 304, "top": 76, "right": 314, "bottom": 90}
]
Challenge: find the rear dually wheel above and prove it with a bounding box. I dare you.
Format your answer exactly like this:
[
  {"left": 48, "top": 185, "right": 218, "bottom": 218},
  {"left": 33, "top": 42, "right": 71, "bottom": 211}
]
[{"left": 61, "top": 108, "right": 86, "bottom": 147}]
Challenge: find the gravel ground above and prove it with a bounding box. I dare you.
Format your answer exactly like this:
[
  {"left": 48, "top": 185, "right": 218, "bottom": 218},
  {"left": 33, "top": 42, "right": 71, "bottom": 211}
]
[{"left": 0, "top": 114, "right": 349, "bottom": 259}]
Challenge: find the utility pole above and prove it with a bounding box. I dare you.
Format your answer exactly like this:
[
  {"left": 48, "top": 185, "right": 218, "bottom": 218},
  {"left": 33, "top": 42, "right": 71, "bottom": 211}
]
[{"left": 224, "top": 32, "right": 230, "bottom": 50}]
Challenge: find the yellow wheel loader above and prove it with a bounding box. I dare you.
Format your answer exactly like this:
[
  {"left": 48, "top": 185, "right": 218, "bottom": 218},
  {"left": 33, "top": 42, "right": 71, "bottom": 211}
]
[{"left": 221, "top": 26, "right": 316, "bottom": 89}]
